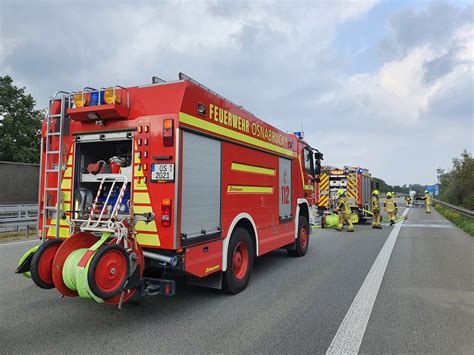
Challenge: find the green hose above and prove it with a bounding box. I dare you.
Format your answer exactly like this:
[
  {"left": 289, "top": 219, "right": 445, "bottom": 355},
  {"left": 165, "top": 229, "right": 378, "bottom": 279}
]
[
  {"left": 62, "top": 248, "right": 102, "bottom": 303},
  {"left": 17, "top": 245, "right": 39, "bottom": 278},
  {"left": 325, "top": 214, "right": 340, "bottom": 228},
  {"left": 61, "top": 233, "right": 110, "bottom": 303},
  {"left": 361, "top": 208, "right": 406, "bottom": 224}
]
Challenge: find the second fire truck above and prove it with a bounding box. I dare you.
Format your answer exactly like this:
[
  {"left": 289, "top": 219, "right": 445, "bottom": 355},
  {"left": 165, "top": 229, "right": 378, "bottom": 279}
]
[{"left": 316, "top": 165, "right": 373, "bottom": 221}]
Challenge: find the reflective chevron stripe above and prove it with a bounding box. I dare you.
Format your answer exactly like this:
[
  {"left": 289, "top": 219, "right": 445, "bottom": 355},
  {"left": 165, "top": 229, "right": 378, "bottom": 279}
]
[
  {"left": 319, "top": 174, "right": 329, "bottom": 191},
  {"left": 133, "top": 141, "right": 161, "bottom": 247},
  {"left": 347, "top": 173, "right": 357, "bottom": 198},
  {"left": 318, "top": 195, "right": 329, "bottom": 207}
]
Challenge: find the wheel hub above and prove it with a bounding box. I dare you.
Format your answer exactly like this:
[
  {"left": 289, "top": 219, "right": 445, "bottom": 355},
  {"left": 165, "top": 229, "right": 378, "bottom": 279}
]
[
  {"left": 300, "top": 226, "right": 308, "bottom": 250},
  {"left": 95, "top": 250, "right": 127, "bottom": 294},
  {"left": 232, "top": 242, "right": 249, "bottom": 280}
]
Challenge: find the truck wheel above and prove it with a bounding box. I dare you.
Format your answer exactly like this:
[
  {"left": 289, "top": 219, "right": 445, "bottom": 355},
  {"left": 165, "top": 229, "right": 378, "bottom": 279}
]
[
  {"left": 288, "top": 216, "right": 309, "bottom": 257},
  {"left": 31, "top": 239, "right": 63, "bottom": 289},
  {"left": 222, "top": 227, "right": 254, "bottom": 294}
]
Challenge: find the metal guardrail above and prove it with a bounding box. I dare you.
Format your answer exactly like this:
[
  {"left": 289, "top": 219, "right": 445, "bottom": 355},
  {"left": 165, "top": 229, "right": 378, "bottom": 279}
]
[
  {"left": 0, "top": 204, "right": 38, "bottom": 236},
  {"left": 433, "top": 198, "right": 474, "bottom": 218}
]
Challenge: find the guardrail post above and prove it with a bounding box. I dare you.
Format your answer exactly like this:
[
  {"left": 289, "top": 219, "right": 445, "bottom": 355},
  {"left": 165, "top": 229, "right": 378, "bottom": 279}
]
[{"left": 0, "top": 204, "right": 38, "bottom": 238}]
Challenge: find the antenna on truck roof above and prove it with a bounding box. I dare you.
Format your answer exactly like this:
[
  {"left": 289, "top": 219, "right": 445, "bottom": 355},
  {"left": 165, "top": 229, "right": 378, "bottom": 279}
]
[
  {"left": 152, "top": 76, "right": 166, "bottom": 84},
  {"left": 178, "top": 72, "right": 256, "bottom": 117}
]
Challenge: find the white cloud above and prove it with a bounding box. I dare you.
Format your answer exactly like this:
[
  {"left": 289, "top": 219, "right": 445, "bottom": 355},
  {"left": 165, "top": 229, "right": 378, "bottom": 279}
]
[{"left": 0, "top": 0, "right": 472, "bottom": 185}]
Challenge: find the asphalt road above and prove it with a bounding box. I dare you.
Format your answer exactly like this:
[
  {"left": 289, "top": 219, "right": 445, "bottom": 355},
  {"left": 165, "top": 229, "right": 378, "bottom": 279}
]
[{"left": 1, "top": 201, "right": 472, "bottom": 354}]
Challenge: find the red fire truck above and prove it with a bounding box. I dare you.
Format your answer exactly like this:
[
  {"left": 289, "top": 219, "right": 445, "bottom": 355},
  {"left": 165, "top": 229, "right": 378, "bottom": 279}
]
[
  {"left": 17, "top": 73, "right": 323, "bottom": 306},
  {"left": 315, "top": 165, "right": 373, "bottom": 221}
]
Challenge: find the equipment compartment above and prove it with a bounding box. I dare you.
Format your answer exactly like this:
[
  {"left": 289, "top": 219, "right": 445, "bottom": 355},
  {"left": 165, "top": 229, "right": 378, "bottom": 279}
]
[{"left": 73, "top": 134, "right": 134, "bottom": 218}]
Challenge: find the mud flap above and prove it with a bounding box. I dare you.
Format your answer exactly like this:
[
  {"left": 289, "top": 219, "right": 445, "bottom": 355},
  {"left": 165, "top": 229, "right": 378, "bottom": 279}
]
[{"left": 187, "top": 271, "right": 222, "bottom": 290}]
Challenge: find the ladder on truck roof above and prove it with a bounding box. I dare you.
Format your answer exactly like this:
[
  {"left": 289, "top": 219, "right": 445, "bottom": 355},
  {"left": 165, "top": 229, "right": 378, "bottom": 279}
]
[{"left": 40, "top": 92, "right": 69, "bottom": 240}]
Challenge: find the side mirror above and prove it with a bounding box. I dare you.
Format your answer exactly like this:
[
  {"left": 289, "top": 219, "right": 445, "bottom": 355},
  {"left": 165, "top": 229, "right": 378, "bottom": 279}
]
[
  {"left": 314, "top": 159, "right": 321, "bottom": 175},
  {"left": 314, "top": 152, "right": 324, "bottom": 160}
]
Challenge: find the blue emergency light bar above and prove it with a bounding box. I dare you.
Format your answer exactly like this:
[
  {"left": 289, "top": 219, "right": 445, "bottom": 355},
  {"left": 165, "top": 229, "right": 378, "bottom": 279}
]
[{"left": 293, "top": 131, "right": 304, "bottom": 139}]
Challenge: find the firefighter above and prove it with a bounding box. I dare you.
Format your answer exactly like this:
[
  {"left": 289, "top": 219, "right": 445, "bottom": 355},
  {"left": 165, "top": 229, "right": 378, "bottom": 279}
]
[
  {"left": 404, "top": 195, "right": 411, "bottom": 207},
  {"left": 371, "top": 189, "right": 382, "bottom": 229},
  {"left": 384, "top": 192, "right": 397, "bottom": 225},
  {"left": 392, "top": 191, "right": 398, "bottom": 215},
  {"left": 336, "top": 188, "right": 354, "bottom": 232},
  {"left": 424, "top": 190, "right": 432, "bottom": 213}
]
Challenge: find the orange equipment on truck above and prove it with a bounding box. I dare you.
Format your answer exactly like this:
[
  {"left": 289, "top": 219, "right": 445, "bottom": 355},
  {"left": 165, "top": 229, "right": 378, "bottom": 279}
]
[
  {"left": 16, "top": 73, "right": 323, "bottom": 307},
  {"left": 316, "top": 165, "right": 373, "bottom": 222}
]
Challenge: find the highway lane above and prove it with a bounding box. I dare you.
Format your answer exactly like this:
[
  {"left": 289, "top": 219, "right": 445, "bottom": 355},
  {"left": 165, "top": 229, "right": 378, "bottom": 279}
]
[
  {"left": 1, "top": 202, "right": 472, "bottom": 354},
  {"left": 360, "top": 206, "right": 474, "bottom": 354}
]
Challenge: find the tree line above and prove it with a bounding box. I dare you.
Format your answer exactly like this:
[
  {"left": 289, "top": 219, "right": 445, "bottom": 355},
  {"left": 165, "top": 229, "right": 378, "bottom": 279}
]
[
  {"left": 0, "top": 75, "right": 43, "bottom": 163},
  {"left": 437, "top": 150, "right": 474, "bottom": 210},
  {"left": 372, "top": 178, "right": 426, "bottom": 195}
]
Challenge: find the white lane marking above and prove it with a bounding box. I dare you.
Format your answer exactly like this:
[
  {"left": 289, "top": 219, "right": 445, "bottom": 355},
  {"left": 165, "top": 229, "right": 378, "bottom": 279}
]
[
  {"left": 327, "top": 207, "right": 409, "bottom": 355},
  {"left": 401, "top": 224, "right": 454, "bottom": 229},
  {"left": 0, "top": 239, "right": 40, "bottom": 247}
]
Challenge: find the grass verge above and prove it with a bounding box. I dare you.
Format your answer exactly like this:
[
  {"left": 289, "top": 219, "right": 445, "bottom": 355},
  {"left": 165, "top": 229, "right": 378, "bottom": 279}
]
[
  {"left": 0, "top": 228, "right": 37, "bottom": 242},
  {"left": 435, "top": 204, "right": 474, "bottom": 237}
]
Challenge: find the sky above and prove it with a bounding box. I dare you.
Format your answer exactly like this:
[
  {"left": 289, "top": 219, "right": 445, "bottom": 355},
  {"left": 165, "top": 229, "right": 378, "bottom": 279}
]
[{"left": 0, "top": 0, "right": 472, "bottom": 185}]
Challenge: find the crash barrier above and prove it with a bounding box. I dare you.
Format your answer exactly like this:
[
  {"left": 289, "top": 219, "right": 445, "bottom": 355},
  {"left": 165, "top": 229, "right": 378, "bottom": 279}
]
[
  {"left": 0, "top": 204, "right": 38, "bottom": 236},
  {"left": 432, "top": 198, "right": 474, "bottom": 219}
]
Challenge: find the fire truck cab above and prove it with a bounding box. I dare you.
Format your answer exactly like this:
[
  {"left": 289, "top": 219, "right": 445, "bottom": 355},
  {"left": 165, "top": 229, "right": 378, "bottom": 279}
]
[{"left": 17, "top": 73, "right": 323, "bottom": 306}]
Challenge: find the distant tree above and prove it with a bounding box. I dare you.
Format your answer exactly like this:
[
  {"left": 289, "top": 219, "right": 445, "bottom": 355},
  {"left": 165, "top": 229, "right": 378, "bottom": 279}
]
[
  {"left": 0, "top": 75, "right": 43, "bottom": 163},
  {"left": 437, "top": 150, "right": 474, "bottom": 209},
  {"left": 373, "top": 177, "right": 391, "bottom": 192},
  {"left": 408, "top": 184, "right": 425, "bottom": 194},
  {"left": 374, "top": 178, "right": 419, "bottom": 195}
]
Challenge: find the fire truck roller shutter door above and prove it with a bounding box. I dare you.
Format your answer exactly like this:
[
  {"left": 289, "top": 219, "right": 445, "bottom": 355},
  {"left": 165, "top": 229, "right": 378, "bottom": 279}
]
[
  {"left": 181, "top": 131, "right": 221, "bottom": 244},
  {"left": 279, "top": 157, "right": 292, "bottom": 221}
]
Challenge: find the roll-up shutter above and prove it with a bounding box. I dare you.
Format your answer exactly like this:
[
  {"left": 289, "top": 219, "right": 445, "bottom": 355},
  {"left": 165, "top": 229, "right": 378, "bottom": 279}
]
[{"left": 181, "top": 131, "right": 221, "bottom": 242}]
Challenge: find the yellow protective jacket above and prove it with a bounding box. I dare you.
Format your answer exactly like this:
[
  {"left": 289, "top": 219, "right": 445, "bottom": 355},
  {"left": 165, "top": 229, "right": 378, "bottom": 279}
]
[
  {"left": 338, "top": 197, "right": 351, "bottom": 214},
  {"left": 425, "top": 193, "right": 432, "bottom": 205},
  {"left": 372, "top": 196, "right": 380, "bottom": 212},
  {"left": 384, "top": 198, "right": 396, "bottom": 213}
]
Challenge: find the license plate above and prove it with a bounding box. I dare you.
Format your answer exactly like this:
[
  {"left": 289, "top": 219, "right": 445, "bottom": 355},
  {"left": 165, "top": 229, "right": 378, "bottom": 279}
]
[{"left": 151, "top": 164, "right": 174, "bottom": 182}]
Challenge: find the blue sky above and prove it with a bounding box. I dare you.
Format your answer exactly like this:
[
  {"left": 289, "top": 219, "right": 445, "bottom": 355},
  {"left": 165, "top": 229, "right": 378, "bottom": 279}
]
[
  {"left": 334, "top": 1, "right": 405, "bottom": 74},
  {"left": 1, "top": 0, "right": 472, "bottom": 185}
]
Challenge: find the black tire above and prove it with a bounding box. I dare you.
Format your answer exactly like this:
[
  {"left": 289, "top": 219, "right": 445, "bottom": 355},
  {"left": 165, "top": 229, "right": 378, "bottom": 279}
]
[
  {"left": 222, "top": 227, "right": 254, "bottom": 295},
  {"left": 288, "top": 216, "right": 309, "bottom": 257},
  {"left": 31, "top": 239, "right": 63, "bottom": 289},
  {"left": 88, "top": 244, "right": 130, "bottom": 299}
]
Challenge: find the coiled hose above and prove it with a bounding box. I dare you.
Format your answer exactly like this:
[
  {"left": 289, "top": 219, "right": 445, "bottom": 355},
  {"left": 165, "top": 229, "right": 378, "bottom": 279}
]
[{"left": 62, "top": 248, "right": 103, "bottom": 303}]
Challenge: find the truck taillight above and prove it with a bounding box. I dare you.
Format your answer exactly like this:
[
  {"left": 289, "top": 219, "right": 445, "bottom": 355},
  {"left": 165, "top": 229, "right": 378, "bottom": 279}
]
[
  {"left": 161, "top": 198, "right": 172, "bottom": 227},
  {"left": 163, "top": 119, "right": 174, "bottom": 147}
]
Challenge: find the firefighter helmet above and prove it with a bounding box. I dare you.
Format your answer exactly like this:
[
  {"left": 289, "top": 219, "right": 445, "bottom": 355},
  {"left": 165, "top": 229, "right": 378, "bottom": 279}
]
[
  {"left": 386, "top": 192, "right": 392, "bottom": 198},
  {"left": 372, "top": 189, "right": 380, "bottom": 196},
  {"left": 337, "top": 188, "right": 345, "bottom": 196},
  {"left": 425, "top": 190, "right": 429, "bottom": 193}
]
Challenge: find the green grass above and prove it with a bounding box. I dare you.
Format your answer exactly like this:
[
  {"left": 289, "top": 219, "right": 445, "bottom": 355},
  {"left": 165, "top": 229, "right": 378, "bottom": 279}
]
[{"left": 435, "top": 204, "right": 474, "bottom": 237}]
